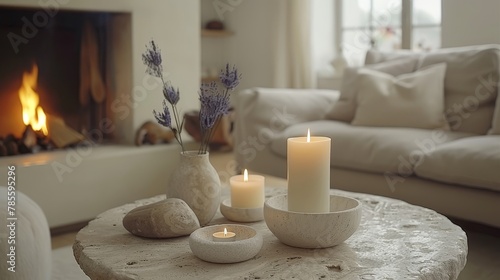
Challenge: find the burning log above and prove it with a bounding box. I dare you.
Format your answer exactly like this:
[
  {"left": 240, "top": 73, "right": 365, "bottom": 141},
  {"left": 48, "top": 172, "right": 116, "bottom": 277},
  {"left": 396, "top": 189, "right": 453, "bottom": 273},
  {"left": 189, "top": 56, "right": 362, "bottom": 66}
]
[
  {"left": 46, "top": 115, "right": 86, "bottom": 148},
  {"left": 0, "top": 115, "right": 86, "bottom": 157},
  {"left": 0, "top": 128, "right": 50, "bottom": 156},
  {"left": 22, "top": 125, "right": 37, "bottom": 149},
  {"left": 17, "top": 139, "right": 30, "bottom": 154},
  {"left": 0, "top": 141, "right": 6, "bottom": 156},
  {"left": 4, "top": 134, "right": 19, "bottom": 156}
]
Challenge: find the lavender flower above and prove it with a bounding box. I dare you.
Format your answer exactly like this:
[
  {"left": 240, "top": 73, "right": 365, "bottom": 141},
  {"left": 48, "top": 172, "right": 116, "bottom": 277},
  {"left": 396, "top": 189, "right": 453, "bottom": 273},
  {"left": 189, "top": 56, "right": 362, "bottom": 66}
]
[
  {"left": 200, "top": 82, "right": 218, "bottom": 96},
  {"left": 143, "top": 39, "right": 241, "bottom": 154},
  {"left": 163, "top": 84, "right": 180, "bottom": 105},
  {"left": 199, "top": 91, "right": 230, "bottom": 130},
  {"left": 142, "top": 40, "right": 163, "bottom": 78},
  {"left": 153, "top": 100, "right": 171, "bottom": 128},
  {"left": 219, "top": 64, "right": 241, "bottom": 90}
]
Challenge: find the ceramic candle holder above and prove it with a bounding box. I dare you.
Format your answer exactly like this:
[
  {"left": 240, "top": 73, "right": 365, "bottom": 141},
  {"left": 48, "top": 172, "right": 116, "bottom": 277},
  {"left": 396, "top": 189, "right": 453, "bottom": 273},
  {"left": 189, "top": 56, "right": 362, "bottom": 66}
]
[
  {"left": 189, "top": 224, "right": 263, "bottom": 263},
  {"left": 264, "top": 194, "right": 362, "bottom": 249},
  {"left": 220, "top": 199, "right": 264, "bottom": 222}
]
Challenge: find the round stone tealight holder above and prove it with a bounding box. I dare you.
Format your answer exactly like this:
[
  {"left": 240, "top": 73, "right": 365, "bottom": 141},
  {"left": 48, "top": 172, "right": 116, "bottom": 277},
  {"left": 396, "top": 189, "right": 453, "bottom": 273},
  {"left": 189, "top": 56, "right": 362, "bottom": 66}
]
[
  {"left": 189, "top": 224, "right": 263, "bottom": 263},
  {"left": 220, "top": 198, "right": 264, "bottom": 222}
]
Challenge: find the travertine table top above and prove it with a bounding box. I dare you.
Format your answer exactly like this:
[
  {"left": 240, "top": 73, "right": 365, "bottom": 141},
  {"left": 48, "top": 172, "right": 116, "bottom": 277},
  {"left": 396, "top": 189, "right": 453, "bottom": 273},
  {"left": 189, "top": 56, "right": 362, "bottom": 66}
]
[{"left": 73, "top": 188, "right": 467, "bottom": 280}]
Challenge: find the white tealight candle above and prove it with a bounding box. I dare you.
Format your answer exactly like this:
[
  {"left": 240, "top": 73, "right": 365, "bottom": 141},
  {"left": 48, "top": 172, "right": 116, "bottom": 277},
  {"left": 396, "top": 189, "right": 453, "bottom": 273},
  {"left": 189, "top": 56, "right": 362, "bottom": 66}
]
[
  {"left": 212, "top": 228, "right": 236, "bottom": 242},
  {"left": 230, "top": 169, "right": 265, "bottom": 209},
  {"left": 287, "top": 129, "right": 331, "bottom": 213}
]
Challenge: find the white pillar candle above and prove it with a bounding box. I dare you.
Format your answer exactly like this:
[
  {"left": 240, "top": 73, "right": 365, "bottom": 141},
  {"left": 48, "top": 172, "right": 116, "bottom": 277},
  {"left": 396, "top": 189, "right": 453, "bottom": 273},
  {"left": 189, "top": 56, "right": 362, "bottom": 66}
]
[
  {"left": 230, "top": 169, "right": 265, "bottom": 208},
  {"left": 287, "top": 129, "right": 331, "bottom": 213}
]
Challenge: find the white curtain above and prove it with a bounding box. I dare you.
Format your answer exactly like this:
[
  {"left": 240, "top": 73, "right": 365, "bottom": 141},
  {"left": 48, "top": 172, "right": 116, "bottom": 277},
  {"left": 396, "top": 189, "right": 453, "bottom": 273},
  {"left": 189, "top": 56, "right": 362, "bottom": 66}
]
[{"left": 273, "top": 0, "right": 315, "bottom": 89}]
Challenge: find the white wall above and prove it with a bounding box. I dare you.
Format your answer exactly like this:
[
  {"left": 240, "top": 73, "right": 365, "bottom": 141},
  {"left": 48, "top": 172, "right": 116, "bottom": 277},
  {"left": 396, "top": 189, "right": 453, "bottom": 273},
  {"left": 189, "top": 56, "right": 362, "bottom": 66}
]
[
  {"left": 312, "top": 0, "right": 335, "bottom": 78},
  {"left": 442, "top": 0, "right": 500, "bottom": 47},
  {"left": 200, "top": 0, "right": 229, "bottom": 77},
  {"left": 1, "top": 0, "right": 200, "bottom": 144},
  {"left": 201, "top": 0, "right": 278, "bottom": 91}
]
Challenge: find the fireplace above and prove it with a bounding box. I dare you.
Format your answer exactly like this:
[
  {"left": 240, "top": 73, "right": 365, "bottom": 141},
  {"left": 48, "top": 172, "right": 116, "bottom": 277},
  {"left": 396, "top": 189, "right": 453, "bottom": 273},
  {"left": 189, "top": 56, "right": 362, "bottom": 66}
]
[
  {"left": 0, "top": 0, "right": 200, "bottom": 230},
  {"left": 0, "top": 7, "right": 124, "bottom": 156}
]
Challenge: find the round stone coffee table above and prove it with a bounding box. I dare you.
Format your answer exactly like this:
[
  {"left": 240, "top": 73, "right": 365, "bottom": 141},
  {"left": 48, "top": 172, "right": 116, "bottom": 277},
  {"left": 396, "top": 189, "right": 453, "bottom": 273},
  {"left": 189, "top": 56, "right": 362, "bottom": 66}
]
[{"left": 73, "top": 188, "right": 467, "bottom": 279}]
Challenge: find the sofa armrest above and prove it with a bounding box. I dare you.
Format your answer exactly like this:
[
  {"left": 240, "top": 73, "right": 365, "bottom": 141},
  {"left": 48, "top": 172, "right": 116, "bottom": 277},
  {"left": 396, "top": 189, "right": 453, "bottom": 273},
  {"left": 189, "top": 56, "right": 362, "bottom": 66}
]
[{"left": 233, "top": 87, "right": 339, "bottom": 169}]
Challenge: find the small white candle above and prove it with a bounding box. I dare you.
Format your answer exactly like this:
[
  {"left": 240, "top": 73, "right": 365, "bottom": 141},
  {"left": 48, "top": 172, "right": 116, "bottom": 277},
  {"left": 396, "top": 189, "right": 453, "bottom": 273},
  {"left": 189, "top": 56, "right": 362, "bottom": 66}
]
[
  {"left": 287, "top": 129, "right": 331, "bottom": 213},
  {"left": 212, "top": 228, "right": 236, "bottom": 242},
  {"left": 230, "top": 169, "right": 265, "bottom": 208}
]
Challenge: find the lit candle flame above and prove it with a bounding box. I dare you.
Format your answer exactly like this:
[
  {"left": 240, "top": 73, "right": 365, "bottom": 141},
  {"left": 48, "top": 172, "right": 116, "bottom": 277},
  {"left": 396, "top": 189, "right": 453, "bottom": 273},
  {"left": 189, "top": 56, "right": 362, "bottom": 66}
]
[
  {"left": 243, "top": 169, "right": 248, "bottom": 182},
  {"left": 307, "top": 128, "right": 311, "bottom": 143},
  {"left": 223, "top": 228, "right": 228, "bottom": 237}
]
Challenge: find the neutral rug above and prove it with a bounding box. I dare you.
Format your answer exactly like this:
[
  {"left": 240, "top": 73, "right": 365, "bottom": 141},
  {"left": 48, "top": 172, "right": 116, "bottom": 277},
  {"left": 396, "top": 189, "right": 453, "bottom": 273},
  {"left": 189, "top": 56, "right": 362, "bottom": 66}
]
[{"left": 52, "top": 246, "right": 89, "bottom": 280}]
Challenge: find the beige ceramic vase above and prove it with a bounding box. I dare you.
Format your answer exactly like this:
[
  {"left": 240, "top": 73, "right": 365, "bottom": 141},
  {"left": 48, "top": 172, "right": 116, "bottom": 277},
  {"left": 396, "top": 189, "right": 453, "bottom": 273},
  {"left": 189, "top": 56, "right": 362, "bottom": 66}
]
[{"left": 166, "top": 151, "right": 221, "bottom": 226}]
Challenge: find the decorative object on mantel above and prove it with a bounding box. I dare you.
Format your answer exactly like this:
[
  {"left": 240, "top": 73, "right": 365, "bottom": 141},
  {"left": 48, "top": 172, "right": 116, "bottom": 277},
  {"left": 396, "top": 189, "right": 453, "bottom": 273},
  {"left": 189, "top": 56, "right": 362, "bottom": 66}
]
[
  {"left": 264, "top": 194, "right": 361, "bottom": 249},
  {"left": 135, "top": 120, "right": 175, "bottom": 146},
  {"left": 189, "top": 224, "right": 263, "bottom": 263},
  {"left": 184, "top": 109, "right": 235, "bottom": 151},
  {"left": 205, "top": 19, "right": 225, "bottom": 30},
  {"left": 122, "top": 198, "right": 200, "bottom": 238},
  {"left": 142, "top": 40, "right": 242, "bottom": 226}
]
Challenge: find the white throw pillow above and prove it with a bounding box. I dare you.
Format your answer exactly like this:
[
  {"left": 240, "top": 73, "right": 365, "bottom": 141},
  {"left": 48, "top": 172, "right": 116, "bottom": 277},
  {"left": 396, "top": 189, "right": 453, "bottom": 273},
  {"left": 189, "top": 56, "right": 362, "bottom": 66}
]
[
  {"left": 351, "top": 63, "right": 450, "bottom": 130},
  {"left": 326, "top": 57, "right": 419, "bottom": 122}
]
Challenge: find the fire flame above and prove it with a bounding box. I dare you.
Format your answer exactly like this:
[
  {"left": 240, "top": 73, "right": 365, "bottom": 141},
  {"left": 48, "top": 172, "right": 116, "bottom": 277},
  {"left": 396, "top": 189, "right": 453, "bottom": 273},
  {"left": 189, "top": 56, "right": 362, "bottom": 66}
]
[{"left": 19, "top": 64, "right": 48, "bottom": 136}]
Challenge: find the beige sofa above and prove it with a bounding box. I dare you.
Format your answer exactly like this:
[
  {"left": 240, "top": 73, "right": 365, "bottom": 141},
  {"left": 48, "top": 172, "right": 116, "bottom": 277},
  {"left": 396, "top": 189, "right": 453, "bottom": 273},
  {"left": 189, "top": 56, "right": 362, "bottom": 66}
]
[{"left": 233, "top": 45, "right": 500, "bottom": 228}]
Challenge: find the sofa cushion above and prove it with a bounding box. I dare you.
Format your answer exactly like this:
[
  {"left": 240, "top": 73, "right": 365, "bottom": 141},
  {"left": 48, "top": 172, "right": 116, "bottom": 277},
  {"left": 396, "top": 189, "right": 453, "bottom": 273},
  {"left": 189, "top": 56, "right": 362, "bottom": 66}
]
[
  {"left": 270, "top": 120, "right": 474, "bottom": 175},
  {"left": 366, "top": 45, "right": 500, "bottom": 135},
  {"left": 420, "top": 46, "right": 500, "bottom": 135},
  {"left": 414, "top": 136, "right": 500, "bottom": 192},
  {"left": 326, "top": 57, "right": 419, "bottom": 122},
  {"left": 352, "top": 63, "right": 449, "bottom": 130}
]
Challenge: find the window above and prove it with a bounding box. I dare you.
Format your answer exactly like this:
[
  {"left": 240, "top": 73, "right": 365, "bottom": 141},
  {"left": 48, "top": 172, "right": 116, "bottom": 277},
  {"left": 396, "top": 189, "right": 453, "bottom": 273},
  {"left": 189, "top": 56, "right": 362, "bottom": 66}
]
[{"left": 336, "top": 0, "right": 441, "bottom": 66}]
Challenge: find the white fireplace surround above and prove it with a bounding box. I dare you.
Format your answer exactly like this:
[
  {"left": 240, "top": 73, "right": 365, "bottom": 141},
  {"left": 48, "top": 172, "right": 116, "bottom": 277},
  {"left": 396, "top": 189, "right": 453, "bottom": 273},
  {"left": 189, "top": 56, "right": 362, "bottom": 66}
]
[{"left": 0, "top": 0, "right": 200, "bottom": 228}]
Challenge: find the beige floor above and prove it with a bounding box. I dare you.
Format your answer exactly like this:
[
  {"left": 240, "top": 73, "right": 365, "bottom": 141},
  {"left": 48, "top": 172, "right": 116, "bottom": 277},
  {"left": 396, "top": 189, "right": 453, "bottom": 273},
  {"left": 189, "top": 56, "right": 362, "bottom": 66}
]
[{"left": 53, "top": 150, "right": 500, "bottom": 279}]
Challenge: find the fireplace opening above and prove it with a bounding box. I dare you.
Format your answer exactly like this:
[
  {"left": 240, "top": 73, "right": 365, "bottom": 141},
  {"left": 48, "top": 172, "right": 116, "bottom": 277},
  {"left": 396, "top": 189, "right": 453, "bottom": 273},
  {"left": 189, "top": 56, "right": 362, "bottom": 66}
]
[{"left": 0, "top": 7, "right": 130, "bottom": 156}]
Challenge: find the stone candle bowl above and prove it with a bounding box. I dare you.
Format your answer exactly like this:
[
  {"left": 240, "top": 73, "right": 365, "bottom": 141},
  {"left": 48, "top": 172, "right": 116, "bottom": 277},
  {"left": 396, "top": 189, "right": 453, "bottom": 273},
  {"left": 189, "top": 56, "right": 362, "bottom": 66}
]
[
  {"left": 189, "top": 224, "right": 263, "bottom": 263},
  {"left": 264, "top": 194, "right": 362, "bottom": 249},
  {"left": 220, "top": 198, "right": 264, "bottom": 222}
]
